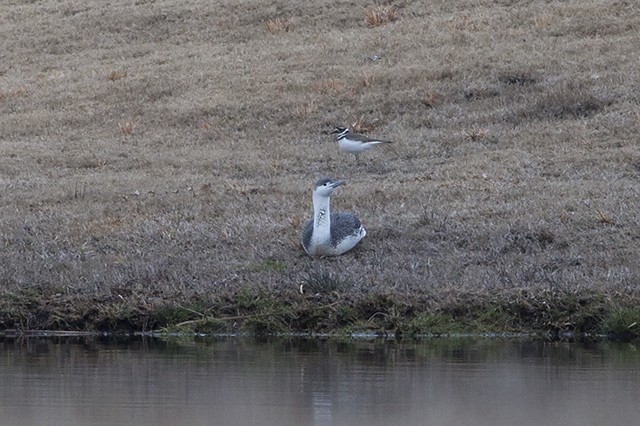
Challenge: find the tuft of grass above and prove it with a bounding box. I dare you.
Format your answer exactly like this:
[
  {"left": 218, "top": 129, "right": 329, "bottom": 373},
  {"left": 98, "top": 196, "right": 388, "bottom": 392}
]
[
  {"left": 314, "top": 79, "right": 348, "bottom": 95},
  {"left": 421, "top": 91, "right": 441, "bottom": 108},
  {"left": 106, "top": 70, "right": 127, "bottom": 81},
  {"left": 0, "top": 86, "right": 28, "bottom": 100},
  {"left": 300, "top": 270, "right": 350, "bottom": 295},
  {"left": 294, "top": 99, "right": 317, "bottom": 118},
  {"left": 595, "top": 210, "right": 615, "bottom": 225},
  {"left": 365, "top": 5, "right": 397, "bottom": 27},
  {"left": 350, "top": 115, "right": 375, "bottom": 133},
  {"left": 360, "top": 72, "right": 375, "bottom": 88},
  {"left": 462, "top": 127, "right": 488, "bottom": 142},
  {"left": 602, "top": 306, "right": 640, "bottom": 341},
  {"left": 473, "top": 306, "right": 518, "bottom": 333},
  {"left": 265, "top": 17, "right": 292, "bottom": 34},
  {"left": 118, "top": 119, "right": 137, "bottom": 134},
  {"left": 153, "top": 303, "right": 209, "bottom": 327},
  {"left": 407, "top": 312, "right": 466, "bottom": 336}
]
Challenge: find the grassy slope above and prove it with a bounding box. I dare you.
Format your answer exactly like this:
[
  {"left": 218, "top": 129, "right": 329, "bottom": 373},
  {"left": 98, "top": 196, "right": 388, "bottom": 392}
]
[{"left": 1, "top": 0, "right": 639, "bottom": 336}]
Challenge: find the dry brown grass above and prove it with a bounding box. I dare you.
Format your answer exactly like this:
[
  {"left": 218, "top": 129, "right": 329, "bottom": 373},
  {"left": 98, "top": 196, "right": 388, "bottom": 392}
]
[
  {"left": 294, "top": 99, "right": 317, "bottom": 118},
  {"left": 350, "top": 116, "right": 375, "bottom": 133},
  {"left": 421, "top": 91, "right": 441, "bottom": 109},
  {"left": 265, "top": 18, "right": 292, "bottom": 34},
  {"left": 314, "top": 79, "right": 348, "bottom": 96},
  {"left": 118, "top": 119, "right": 137, "bottom": 134},
  {"left": 365, "top": 5, "right": 397, "bottom": 27},
  {"left": 0, "top": 86, "right": 28, "bottom": 100},
  {"left": 107, "top": 70, "right": 127, "bottom": 81},
  {"left": 1, "top": 0, "right": 640, "bottom": 333}
]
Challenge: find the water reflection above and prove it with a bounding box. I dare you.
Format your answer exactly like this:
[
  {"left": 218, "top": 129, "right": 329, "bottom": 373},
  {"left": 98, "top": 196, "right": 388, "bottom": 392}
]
[{"left": 1, "top": 336, "right": 639, "bottom": 426}]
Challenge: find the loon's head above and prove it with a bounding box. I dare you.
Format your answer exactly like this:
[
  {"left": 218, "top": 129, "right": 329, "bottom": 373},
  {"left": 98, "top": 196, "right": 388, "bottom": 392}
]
[{"left": 313, "top": 177, "right": 345, "bottom": 197}]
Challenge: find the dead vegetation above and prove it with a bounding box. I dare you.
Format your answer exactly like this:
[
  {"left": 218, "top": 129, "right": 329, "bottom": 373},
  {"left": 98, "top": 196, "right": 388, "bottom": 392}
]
[
  {"left": 107, "top": 70, "right": 127, "bottom": 81},
  {"left": 365, "top": 5, "right": 397, "bottom": 27},
  {"left": 118, "top": 119, "right": 137, "bottom": 134},
  {"left": 265, "top": 17, "right": 292, "bottom": 34},
  {"left": 1, "top": 0, "right": 639, "bottom": 337}
]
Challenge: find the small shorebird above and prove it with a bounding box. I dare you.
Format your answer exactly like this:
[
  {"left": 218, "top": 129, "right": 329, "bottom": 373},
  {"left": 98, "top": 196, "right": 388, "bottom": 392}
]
[
  {"left": 300, "top": 178, "right": 366, "bottom": 256},
  {"left": 330, "top": 126, "right": 393, "bottom": 162}
]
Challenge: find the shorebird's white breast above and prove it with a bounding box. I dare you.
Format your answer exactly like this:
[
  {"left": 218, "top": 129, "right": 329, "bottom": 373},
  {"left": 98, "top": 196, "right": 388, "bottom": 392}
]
[{"left": 339, "top": 138, "right": 370, "bottom": 153}]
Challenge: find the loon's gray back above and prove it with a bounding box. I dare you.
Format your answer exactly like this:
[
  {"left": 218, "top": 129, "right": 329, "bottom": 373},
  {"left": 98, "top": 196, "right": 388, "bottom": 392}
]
[
  {"left": 300, "top": 213, "right": 362, "bottom": 252},
  {"left": 329, "top": 213, "right": 362, "bottom": 246}
]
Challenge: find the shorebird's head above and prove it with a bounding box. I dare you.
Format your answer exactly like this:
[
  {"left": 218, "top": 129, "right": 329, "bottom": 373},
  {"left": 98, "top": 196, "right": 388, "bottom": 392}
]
[
  {"left": 313, "top": 177, "right": 344, "bottom": 197},
  {"left": 330, "top": 127, "right": 350, "bottom": 138}
]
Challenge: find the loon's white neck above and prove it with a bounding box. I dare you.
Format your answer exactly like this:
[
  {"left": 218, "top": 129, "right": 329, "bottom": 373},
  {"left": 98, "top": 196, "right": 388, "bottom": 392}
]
[{"left": 311, "top": 192, "right": 331, "bottom": 245}]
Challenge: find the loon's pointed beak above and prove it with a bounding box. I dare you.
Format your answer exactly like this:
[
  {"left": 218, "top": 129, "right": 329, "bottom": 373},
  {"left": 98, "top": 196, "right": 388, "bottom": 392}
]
[{"left": 331, "top": 180, "right": 345, "bottom": 188}]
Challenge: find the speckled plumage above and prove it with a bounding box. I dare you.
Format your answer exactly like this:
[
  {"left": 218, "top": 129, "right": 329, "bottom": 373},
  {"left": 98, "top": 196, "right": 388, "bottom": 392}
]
[
  {"left": 301, "top": 213, "right": 363, "bottom": 252},
  {"left": 300, "top": 178, "right": 366, "bottom": 256}
]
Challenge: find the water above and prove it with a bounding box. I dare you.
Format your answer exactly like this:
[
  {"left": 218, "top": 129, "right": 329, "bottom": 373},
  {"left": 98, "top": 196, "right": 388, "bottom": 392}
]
[{"left": 1, "top": 336, "right": 639, "bottom": 426}]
